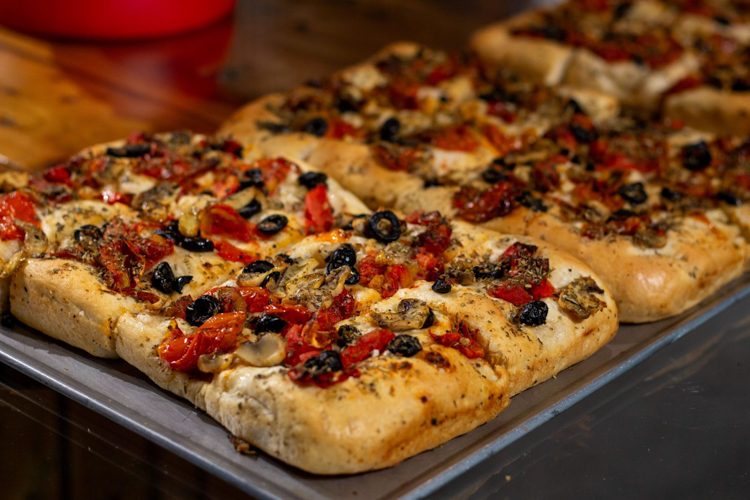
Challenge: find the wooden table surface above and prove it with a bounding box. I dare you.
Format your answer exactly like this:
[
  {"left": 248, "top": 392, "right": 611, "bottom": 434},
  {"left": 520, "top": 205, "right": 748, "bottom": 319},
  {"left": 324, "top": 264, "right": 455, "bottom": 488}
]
[{"left": 0, "top": 0, "right": 537, "bottom": 173}]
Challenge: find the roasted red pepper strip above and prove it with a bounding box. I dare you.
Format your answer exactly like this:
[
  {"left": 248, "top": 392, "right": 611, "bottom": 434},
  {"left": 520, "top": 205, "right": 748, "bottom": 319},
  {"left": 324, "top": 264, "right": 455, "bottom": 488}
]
[
  {"left": 213, "top": 239, "right": 258, "bottom": 264},
  {"left": 488, "top": 282, "right": 533, "bottom": 306},
  {"left": 158, "top": 312, "right": 246, "bottom": 371}
]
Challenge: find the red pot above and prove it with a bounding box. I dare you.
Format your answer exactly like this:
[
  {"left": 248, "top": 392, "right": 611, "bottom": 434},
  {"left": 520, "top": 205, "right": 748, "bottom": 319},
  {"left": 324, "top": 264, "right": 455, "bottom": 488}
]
[{"left": 0, "top": 0, "right": 236, "bottom": 40}]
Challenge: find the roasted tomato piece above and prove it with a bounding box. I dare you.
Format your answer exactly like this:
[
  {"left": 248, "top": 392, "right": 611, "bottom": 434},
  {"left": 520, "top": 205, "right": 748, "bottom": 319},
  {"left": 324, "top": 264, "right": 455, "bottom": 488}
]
[
  {"left": 213, "top": 239, "right": 258, "bottom": 264},
  {"left": 340, "top": 329, "right": 395, "bottom": 368},
  {"left": 422, "top": 124, "right": 479, "bottom": 152},
  {"left": 430, "top": 320, "right": 484, "bottom": 359},
  {"left": 0, "top": 191, "right": 39, "bottom": 241},
  {"left": 488, "top": 282, "right": 533, "bottom": 306},
  {"left": 200, "top": 204, "right": 255, "bottom": 242},
  {"left": 381, "top": 265, "right": 412, "bottom": 299},
  {"left": 265, "top": 303, "right": 313, "bottom": 325},
  {"left": 304, "top": 184, "right": 334, "bottom": 234},
  {"left": 453, "top": 182, "right": 517, "bottom": 223},
  {"left": 234, "top": 287, "right": 272, "bottom": 313},
  {"left": 158, "top": 312, "right": 246, "bottom": 371}
]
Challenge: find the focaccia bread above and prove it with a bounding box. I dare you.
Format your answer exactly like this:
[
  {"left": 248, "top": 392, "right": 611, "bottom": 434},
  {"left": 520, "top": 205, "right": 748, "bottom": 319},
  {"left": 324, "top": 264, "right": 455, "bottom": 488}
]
[
  {"left": 4, "top": 132, "right": 368, "bottom": 357},
  {"left": 113, "top": 210, "right": 617, "bottom": 473}
]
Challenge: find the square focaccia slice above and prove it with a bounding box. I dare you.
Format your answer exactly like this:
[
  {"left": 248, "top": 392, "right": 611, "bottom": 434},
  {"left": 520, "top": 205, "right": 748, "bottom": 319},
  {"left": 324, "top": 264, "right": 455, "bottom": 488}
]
[
  {"left": 218, "top": 42, "right": 619, "bottom": 211},
  {"left": 113, "top": 210, "right": 615, "bottom": 473},
  {"left": 396, "top": 110, "right": 750, "bottom": 322},
  {"left": 470, "top": 0, "right": 700, "bottom": 112},
  {"left": 6, "top": 132, "right": 370, "bottom": 358}
]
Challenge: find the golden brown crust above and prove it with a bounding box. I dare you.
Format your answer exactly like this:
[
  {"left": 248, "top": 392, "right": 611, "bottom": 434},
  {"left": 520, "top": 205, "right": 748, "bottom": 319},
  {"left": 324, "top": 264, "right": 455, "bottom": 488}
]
[
  {"left": 115, "top": 311, "right": 509, "bottom": 475},
  {"left": 10, "top": 259, "right": 135, "bottom": 358},
  {"left": 663, "top": 86, "right": 750, "bottom": 136},
  {"left": 525, "top": 211, "right": 747, "bottom": 322},
  {"left": 470, "top": 17, "right": 574, "bottom": 86}
]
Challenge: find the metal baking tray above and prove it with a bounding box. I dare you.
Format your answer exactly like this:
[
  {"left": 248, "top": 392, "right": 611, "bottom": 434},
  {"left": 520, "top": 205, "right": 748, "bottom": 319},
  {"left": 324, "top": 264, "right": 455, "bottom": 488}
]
[{"left": 1, "top": 274, "right": 749, "bottom": 500}]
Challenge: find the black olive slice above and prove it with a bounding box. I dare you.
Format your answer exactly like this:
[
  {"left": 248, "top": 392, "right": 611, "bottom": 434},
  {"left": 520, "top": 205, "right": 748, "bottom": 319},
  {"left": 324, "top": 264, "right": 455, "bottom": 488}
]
[
  {"left": 74, "top": 224, "right": 103, "bottom": 241},
  {"left": 717, "top": 190, "right": 742, "bottom": 206},
  {"left": 243, "top": 260, "right": 274, "bottom": 275},
  {"left": 682, "top": 141, "right": 712, "bottom": 171},
  {"left": 423, "top": 179, "right": 441, "bottom": 188},
  {"left": 337, "top": 324, "right": 361, "bottom": 347},
  {"left": 387, "top": 335, "right": 422, "bottom": 357},
  {"left": 260, "top": 271, "right": 281, "bottom": 288},
  {"left": 517, "top": 191, "right": 547, "bottom": 212},
  {"left": 367, "top": 210, "right": 401, "bottom": 243},
  {"left": 609, "top": 209, "right": 638, "bottom": 221},
  {"left": 482, "top": 167, "right": 507, "bottom": 184},
  {"left": 431, "top": 277, "right": 452, "bottom": 294},
  {"left": 238, "top": 199, "right": 262, "bottom": 219},
  {"left": 256, "top": 314, "right": 287, "bottom": 333},
  {"left": 326, "top": 244, "right": 357, "bottom": 274},
  {"left": 617, "top": 182, "right": 648, "bottom": 205},
  {"left": 185, "top": 295, "right": 221, "bottom": 326},
  {"left": 174, "top": 276, "right": 193, "bottom": 293},
  {"left": 304, "top": 350, "right": 343, "bottom": 374},
  {"left": 257, "top": 214, "right": 288, "bottom": 235},
  {"left": 105, "top": 142, "right": 151, "bottom": 158},
  {"left": 565, "top": 98, "right": 585, "bottom": 115},
  {"left": 298, "top": 171, "right": 328, "bottom": 190},
  {"left": 303, "top": 117, "right": 328, "bottom": 137},
  {"left": 570, "top": 124, "right": 596, "bottom": 143},
  {"left": 156, "top": 220, "right": 182, "bottom": 242},
  {"left": 660, "top": 187, "right": 684, "bottom": 201},
  {"left": 520, "top": 300, "right": 548, "bottom": 326},
  {"left": 180, "top": 236, "right": 214, "bottom": 252},
  {"left": 379, "top": 117, "right": 401, "bottom": 142},
  {"left": 151, "top": 262, "right": 176, "bottom": 294},
  {"left": 344, "top": 267, "right": 360, "bottom": 285},
  {"left": 478, "top": 89, "right": 508, "bottom": 102},
  {"left": 239, "top": 168, "right": 264, "bottom": 189},
  {"left": 422, "top": 307, "right": 435, "bottom": 329}
]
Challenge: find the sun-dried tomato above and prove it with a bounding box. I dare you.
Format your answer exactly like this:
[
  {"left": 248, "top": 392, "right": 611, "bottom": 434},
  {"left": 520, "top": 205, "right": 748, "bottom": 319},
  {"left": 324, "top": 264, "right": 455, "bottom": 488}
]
[
  {"left": 381, "top": 265, "right": 412, "bottom": 298},
  {"left": 423, "top": 124, "right": 479, "bottom": 152},
  {"left": 234, "top": 287, "right": 272, "bottom": 313},
  {"left": 265, "top": 304, "right": 313, "bottom": 325},
  {"left": 453, "top": 182, "right": 518, "bottom": 223},
  {"left": 304, "top": 184, "right": 334, "bottom": 234},
  {"left": 200, "top": 204, "right": 256, "bottom": 242},
  {"left": 373, "top": 144, "right": 422, "bottom": 172},
  {"left": 430, "top": 320, "right": 484, "bottom": 359},
  {"left": 213, "top": 239, "right": 258, "bottom": 264},
  {"left": 488, "top": 282, "right": 533, "bottom": 306},
  {"left": 210, "top": 175, "right": 240, "bottom": 199}
]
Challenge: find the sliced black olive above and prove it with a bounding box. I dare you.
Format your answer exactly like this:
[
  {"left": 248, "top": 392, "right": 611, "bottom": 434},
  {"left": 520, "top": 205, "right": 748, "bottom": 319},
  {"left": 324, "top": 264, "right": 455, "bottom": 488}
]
[
  {"left": 256, "top": 314, "right": 286, "bottom": 333},
  {"left": 492, "top": 157, "right": 507, "bottom": 167},
  {"left": 345, "top": 267, "right": 360, "bottom": 285},
  {"left": 713, "top": 15, "right": 731, "bottom": 25},
  {"left": 520, "top": 300, "right": 548, "bottom": 327},
  {"left": 335, "top": 97, "right": 358, "bottom": 113},
  {"left": 185, "top": 295, "right": 221, "bottom": 326},
  {"left": 482, "top": 167, "right": 507, "bottom": 184},
  {"left": 298, "top": 171, "right": 328, "bottom": 190},
  {"left": 258, "top": 121, "right": 291, "bottom": 134},
  {"left": 422, "top": 307, "right": 435, "bottom": 329},
  {"left": 613, "top": 2, "right": 632, "bottom": 19},
  {"left": 257, "top": 214, "right": 288, "bottom": 235},
  {"left": 517, "top": 191, "right": 548, "bottom": 212},
  {"left": 174, "top": 276, "right": 193, "bottom": 293},
  {"left": 717, "top": 190, "right": 742, "bottom": 206},
  {"left": 585, "top": 160, "right": 596, "bottom": 172},
  {"left": 617, "top": 182, "right": 648, "bottom": 205},
  {"left": 609, "top": 209, "right": 638, "bottom": 221},
  {"left": 367, "top": 210, "right": 401, "bottom": 243},
  {"left": 387, "top": 335, "right": 422, "bottom": 357},
  {"left": 180, "top": 236, "right": 214, "bottom": 252},
  {"left": 326, "top": 244, "right": 357, "bottom": 272},
  {"left": 682, "top": 141, "right": 712, "bottom": 171},
  {"left": 156, "top": 220, "right": 182, "bottom": 242},
  {"left": 431, "top": 277, "right": 452, "bottom": 294},
  {"left": 565, "top": 98, "right": 584, "bottom": 115},
  {"left": 105, "top": 142, "right": 151, "bottom": 158},
  {"left": 260, "top": 271, "right": 281, "bottom": 288},
  {"left": 478, "top": 89, "right": 508, "bottom": 102},
  {"left": 304, "top": 350, "right": 343, "bottom": 374},
  {"left": 74, "top": 224, "right": 103, "bottom": 241},
  {"left": 379, "top": 117, "right": 401, "bottom": 142},
  {"left": 660, "top": 187, "right": 684, "bottom": 201},
  {"left": 536, "top": 24, "right": 566, "bottom": 41},
  {"left": 731, "top": 79, "right": 750, "bottom": 92},
  {"left": 473, "top": 266, "right": 503, "bottom": 280},
  {"left": 243, "top": 260, "right": 274, "bottom": 274},
  {"left": 238, "top": 199, "right": 262, "bottom": 219},
  {"left": 343, "top": 213, "right": 368, "bottom": 231},
  {"left": 303, "top": 117, "right": 328, "bottom": 137},
  {"left": 239, "top": 168, "right": 264, "bottom": 189},
  {"left": 423, "top": 179, "right": 441, "bottom": 188},
  {"left": 570, "top": 124, "right": 596, "bottom": 143},
  {"left": 152, "top": 262, "right": 176, "bottom": 293},
  {"left": 337, "top": 324, "right": 361, "bottom": 347}
]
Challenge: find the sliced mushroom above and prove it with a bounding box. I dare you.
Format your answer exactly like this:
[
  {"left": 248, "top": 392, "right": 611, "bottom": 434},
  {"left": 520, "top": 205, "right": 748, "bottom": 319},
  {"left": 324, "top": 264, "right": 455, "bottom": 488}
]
[
  {"left": 224, "top": 186, "right": 261, "bottom": 211},
  {"left": 234, "top": 333, "right": 286, "bottom": 367},
  {"left": 557, "top": 277, "right": 606, "bottom": 321},
  {"left": 372, "top": 299, "right": 434, "bottom": 332},
  {"left": 197, "top": 352, "right": 235, "bottom": 373}
]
